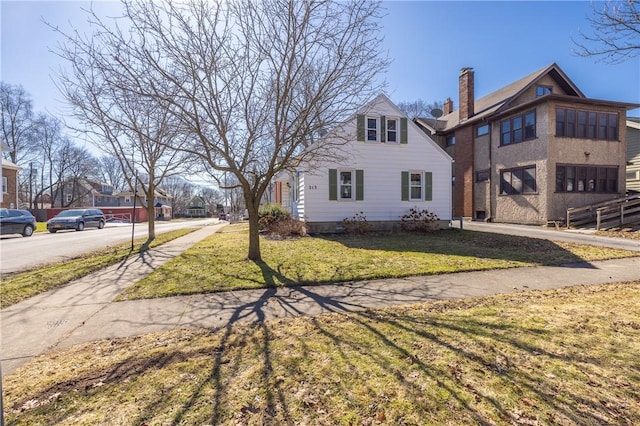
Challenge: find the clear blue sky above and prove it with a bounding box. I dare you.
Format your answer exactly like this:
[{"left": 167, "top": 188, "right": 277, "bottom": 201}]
[{"left": 1, "top": 0, "right": 639, "bottom": 132}]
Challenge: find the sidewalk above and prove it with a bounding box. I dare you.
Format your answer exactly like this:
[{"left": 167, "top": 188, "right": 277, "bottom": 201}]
[{"left": 2, "top": 223, "right": 640, "bottom": 376}]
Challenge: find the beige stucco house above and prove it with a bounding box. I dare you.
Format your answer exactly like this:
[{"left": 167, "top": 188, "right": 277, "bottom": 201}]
[{"left": 416, "top": 63, "right": 639, "bottom": 225}]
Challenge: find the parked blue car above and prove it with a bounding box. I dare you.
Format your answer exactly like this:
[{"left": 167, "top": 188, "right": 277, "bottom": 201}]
[
  {"left": 0, "top": 208, "right": 37, "bottom": 237},
  {"left": 47, "top": 209, "right": 106, "bottom": 233}
]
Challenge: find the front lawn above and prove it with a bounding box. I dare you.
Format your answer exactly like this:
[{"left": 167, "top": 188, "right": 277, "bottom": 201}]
[
  {"left": 120, "top": 224, "right": 638, "bottom": 300},
  {"left": 5, "top": 280, "right": 640, "bottom": 425}
]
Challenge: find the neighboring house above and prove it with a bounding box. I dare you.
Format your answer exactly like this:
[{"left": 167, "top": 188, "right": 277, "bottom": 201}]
[
  {"left": 415, "top": 63, "right": 638, "bottom": 224},
  {"left": 1, "top": 158, "right": 19, "bottom": 209},
  {"left": 186, "top": 196, "right": 207, "bottom": 217},
  {"left": 52, "top": 177, "right": 116, "bottom": 208},
  {"left": 272, "top": 94, "right": 453, "bottom": 233},
  {"left": 627, "top": 118, "right": 640, "bottom": 193},
  {"left": 116, "top": 186, "right": 173, "bottom": 218}
]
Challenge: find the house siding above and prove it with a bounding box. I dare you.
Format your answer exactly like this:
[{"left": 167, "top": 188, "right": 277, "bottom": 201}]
[
  {"left": 297, "top": 96, "right": 452, "bottom": 231},
  {"left": 627, "top": 122, "right": 640, "bottom": 192}
]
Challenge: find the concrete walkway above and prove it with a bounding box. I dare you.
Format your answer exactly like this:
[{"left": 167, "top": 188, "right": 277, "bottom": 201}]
[{"left": 2, "top": 222, "right": 639, "bottom": 376}]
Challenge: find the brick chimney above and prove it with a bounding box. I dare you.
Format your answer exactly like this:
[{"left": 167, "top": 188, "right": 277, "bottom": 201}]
[
  {"left": 443, "top": 97, "right": 454, "bottom": 115},
  {"left": 459, "top": 67, "right": 475, "bottom": 121}
]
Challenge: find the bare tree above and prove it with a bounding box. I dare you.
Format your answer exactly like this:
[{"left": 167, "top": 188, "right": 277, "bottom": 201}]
[
  {"left": 52, "top": 16, "right": 195, "bottom": 242},
  {"left": 98, "top": 155, "right": 127, "bottom": 192},
  {"left": 51, "top": 0, "right": 388, "bottom": 260},
  {"left": 397, "top": 99, "right": 445, "bottom": 119},
  {"left": 573, "top": 0, "right": 640, "bottom": 64},
  {"left": 0, "top": 82, "right": 39, "bottom": 165},
  {"left": 162, "top": 176, "right": 195, "bottom": 218}
]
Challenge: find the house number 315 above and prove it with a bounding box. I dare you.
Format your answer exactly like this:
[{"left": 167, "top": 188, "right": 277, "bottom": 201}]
[{"left": 308, "top": 185, "right": 317, "bottom": 190}]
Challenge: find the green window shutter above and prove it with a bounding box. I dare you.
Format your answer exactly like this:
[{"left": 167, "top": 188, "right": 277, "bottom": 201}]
[
  {"left": 380, "top": 116, "right": 386, "bottom": 143},
  {"left": 401, "top": 171, "right": 409, "bottom": 201},
  {"left": 356, "top": 169, "right": 364, "bottom": 200},
  {"left": 424, "top": 171, "right": 433, "bottom": 201},
  {"left": 357, "top": 115, "right": 365, "bottom": 142},
  {"left": 400, "top": 117, "right": 408, "bottom": 144},
  {"left": 329, "top": 169, "right": 337, "bottom": 200}
]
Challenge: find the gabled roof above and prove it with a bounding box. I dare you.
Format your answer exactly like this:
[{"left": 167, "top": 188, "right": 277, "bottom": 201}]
[
  {"left": 1, "top": 158, "right": 20, "bottom": 170},
  {"left": 422, "top": 63, "right": 586, "bottom": 133}
]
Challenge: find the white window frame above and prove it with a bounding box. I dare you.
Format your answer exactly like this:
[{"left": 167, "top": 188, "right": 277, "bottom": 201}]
[
  {"left": 386, "top": 117, "right": 398, "bottom": 143},
  {"left": 125, "top": 195, "right": 131, "bottom": 203},
  {"left": 410, "top": 171, "right": 423, "bottom": 200},
  {"left": 2, "top": 176, "right": 7, "bottom": 194},
  {"left": 366, "top": 116, "right": 379, "bottom": 142},
  {"left": 339, "top": 169, "right": 355, "bottom": 200},
  {"left": 65, "top": 194, "right": 72, "bottom": 203}
]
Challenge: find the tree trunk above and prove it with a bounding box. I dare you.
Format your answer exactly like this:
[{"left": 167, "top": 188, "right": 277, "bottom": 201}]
[{"left": 245, "top": 197, "right": 261, "bottom": 261}]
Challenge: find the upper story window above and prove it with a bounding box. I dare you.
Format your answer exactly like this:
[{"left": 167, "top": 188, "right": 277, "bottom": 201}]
[
  {"left": 556, "top": 108, "right": 618, "bottom": 141},
  {"left": 386, "top": 118, "right": 398, "bottom": 143},
  {"left": 446, "top": 134, "right": 456, "bottom": 146},
  {"left": 500, "top": 110, "right": 536, "bottom": 146},
  {"left": 536, "top": 85, "right": 553, "bottom": 97},
  {"left": 2, "top": 176, "right": 7, "bottom": 194},
  {"left": 476, "top": 124, "right": 489, "bottom": 137},
  {"left": 366, "top": 117, "right": 378, "bottom": 142},
  {"left": 357, "top": 114, "right": 408, "bottom": 144}
]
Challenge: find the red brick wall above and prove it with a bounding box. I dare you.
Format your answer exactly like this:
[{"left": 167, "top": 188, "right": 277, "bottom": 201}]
[
  {"left": 1, "top": 168, "right": 18, "bottom": 208},
  {"left": 454, "top": 126, "right": 474, "bottom": 218}
]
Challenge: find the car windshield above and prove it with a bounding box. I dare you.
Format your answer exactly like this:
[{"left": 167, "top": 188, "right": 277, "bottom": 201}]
[{"left": 56, "top": 210, "right": 85, "bottom": 217}]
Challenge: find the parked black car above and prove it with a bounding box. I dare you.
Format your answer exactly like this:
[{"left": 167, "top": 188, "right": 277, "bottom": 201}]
[
  {"left": 47, "top": 208, "right": 106, "bottom": 233},
  {"left": 0, "top": 208, "right": 37, "bottom": 237}
]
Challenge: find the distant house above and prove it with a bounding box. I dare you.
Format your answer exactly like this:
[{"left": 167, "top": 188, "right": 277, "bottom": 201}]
[
  {"left": 52, "top": 177, "right": 116, "bottom": 208},
  {"left": 271, "top": 94, "right": 453, "bottom": 233},
  {"left": 416, "top": 63, "right": 639, "bottom": 224},
  {"left": 115, "top": 186, "right": 173, "bottom": 219},
  {"left": 627, "top": 118, "right": 640, "bottom": 193},
  {"left": 1, "top": 158, "right": 19, "bottom": 209},
  {"left": 186, "top": 196, "right": 207, "bottom": 217}
]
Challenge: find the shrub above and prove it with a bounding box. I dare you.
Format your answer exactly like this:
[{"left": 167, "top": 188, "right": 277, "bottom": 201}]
[
  {"left": 342, "top": 211, "right": 370, "bottom": 234},
  {"left": 258, "top": 203, "right": 305, "bottom": 237},
  {"left": 401, "top": 207, "right": 440, "bottom": 232}
]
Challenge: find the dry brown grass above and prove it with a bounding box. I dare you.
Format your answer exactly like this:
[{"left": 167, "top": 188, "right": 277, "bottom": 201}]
[{"left": 5, "top": 280, "right": 640, "bottom": 425}]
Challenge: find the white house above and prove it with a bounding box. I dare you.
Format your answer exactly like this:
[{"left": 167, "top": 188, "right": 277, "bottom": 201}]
[{"left": 273, "top": 94, "right": 453, "bottom": 233}]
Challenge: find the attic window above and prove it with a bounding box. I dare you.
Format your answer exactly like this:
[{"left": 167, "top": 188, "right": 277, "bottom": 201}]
[{"left": 536, "top": 85, "right": 552, "bottom": 97}]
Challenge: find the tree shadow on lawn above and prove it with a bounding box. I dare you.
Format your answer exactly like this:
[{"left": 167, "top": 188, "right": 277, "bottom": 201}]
[
  {"left": 317, "top": 229, "right": 597, "bottom": 269},
  {"left": 10, "top": 277, "right": 636, "bottom": 424}
]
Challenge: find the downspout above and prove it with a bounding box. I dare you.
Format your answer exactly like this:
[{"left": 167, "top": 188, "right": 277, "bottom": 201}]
[{"left": 488, "top": 119, "right": 493, "bottom": 222}]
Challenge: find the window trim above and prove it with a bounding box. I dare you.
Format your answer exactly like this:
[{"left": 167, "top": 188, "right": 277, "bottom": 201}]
[
  {"left": 386, "top": 117, "right": 399, "bottom": 143},
  {"left": 409, "top": 171, "right": 423, "bottom": 201},
  {"left": 500, "top": 110, "right": 536, "bottom": 146},
  {"left": 555, "top": 164, "right": 618, "bottom": 194},
  {"left": 500, "top": 165, "right": 537, "bottom": 195},
  {"left": 339, "top": 169, "right": 355, "bottom": 200},
  {"left": 555, "top": 107, "right": 619, "bottom": 141},
  {"left": 475, "top": 124, "right": 489, "bottom": 137},
  {"left": 2, "top": 176, "right": 7, "bottom": 194},
  {"left": 536, "top": 85, "right": 552, "bottom": 97},
  {"left": 366, "top": 116, "right": 379, "bottom": 143}
]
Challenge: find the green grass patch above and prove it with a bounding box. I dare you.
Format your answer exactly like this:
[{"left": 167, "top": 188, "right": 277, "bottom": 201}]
[
  {"left": 5, "top": 281, "right": 640, "bottom": 424},
  {"left": 121, "top": 224, "right": 638, "bottom": 300},
  {"left": 0, "top": 228, "right": 197, "bottom": 308}
]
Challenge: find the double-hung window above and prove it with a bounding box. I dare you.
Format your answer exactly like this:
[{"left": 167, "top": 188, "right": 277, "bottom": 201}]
[
  {"left": 410, "top": 172, "right": 422, "bottom": 200},
  {"left": 556, "top": 108, "right": 619, "bottom": 141},
  {"left": 2, "top": 176, "right": 7, "bottom": 194},
  {"left": 386, "top": 118, "right": 398, "bottom": 143},
  {"left": 340, "top": 171, "right": 353, "bottom": 199},
  {"left": 366, "top": 117, "right": 378, "bottom": 142},
  {"left": 328, "top": 169, "right": 364, "bottom": 201}
]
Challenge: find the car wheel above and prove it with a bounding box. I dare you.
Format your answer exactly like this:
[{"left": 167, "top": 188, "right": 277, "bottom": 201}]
[
  {"left": 22, "top": 225, "right": 34, "bottom": 237},
  {"left": 98, "top": 220, "right": 105, "bottom": 229},
  {"left": 49, "top": 229, "right": 57, "bottom": 233},
  {"left": 76, "top": 222, "right": 85, "bottom": 231}
]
